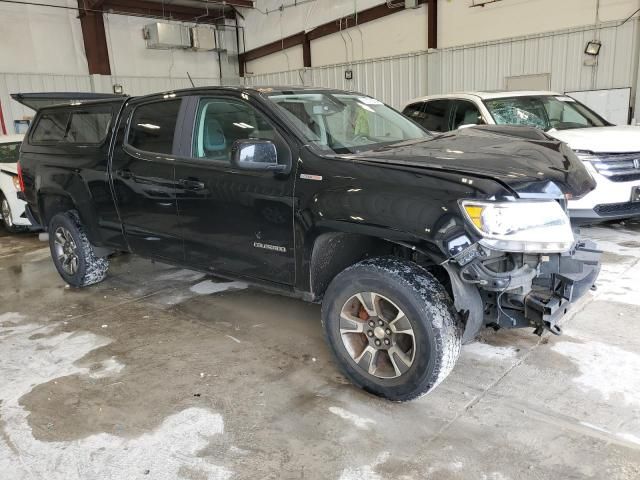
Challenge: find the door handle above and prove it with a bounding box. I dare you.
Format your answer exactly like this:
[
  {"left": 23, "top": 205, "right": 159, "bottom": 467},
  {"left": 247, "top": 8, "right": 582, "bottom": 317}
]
[
  {"left": 178, "top": 179, "right": 205, "bottom": 190},
  {"left": 116, "top": 169, "right": 133, "bottom": 179}
]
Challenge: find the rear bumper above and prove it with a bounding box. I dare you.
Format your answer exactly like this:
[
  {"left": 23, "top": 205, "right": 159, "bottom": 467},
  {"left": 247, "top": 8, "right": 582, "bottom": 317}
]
[{"left": 24, "top": 204, "right": 44, "bottom": 230}]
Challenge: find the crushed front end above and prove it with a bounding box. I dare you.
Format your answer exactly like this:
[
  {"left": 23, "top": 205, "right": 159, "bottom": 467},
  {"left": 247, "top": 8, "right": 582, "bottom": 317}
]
[
  {"left": 452, "top": 240, "right": 601, "bottom": 336},
  {"left": 447, "top": 199, "right": 602, "bottom": 340}
]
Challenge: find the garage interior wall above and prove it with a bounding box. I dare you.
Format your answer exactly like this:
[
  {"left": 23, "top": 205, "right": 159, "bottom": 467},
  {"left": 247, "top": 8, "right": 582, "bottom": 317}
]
[
  {"left": 242, "top": 1, "right": 640, "bottom": 123},
  {"left": 0, "top": 1, "right": 238, "bottom": 134}
]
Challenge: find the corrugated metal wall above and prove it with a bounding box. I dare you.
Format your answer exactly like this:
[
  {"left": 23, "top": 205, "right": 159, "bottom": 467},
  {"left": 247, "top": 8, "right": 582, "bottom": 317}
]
[
  {"left": 0, "top": 73, "right": 232, "bottom": 135},
  {"left": 244, "top": 19, "right": 640, "bottom": 112}
]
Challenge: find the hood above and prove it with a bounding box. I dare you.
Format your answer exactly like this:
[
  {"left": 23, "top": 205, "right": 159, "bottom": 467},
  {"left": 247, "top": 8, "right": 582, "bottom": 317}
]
[
  {"left": 548, "top": 126, "right": 640, "bottom": 153},
  {"left": 345, "top": 125, "right": 596, "bottom": 199}
]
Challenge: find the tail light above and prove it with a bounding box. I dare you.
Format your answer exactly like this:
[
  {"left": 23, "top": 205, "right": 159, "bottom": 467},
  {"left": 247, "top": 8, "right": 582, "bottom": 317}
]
[{"left": 16, "top": 162, "right": 25, "bottom": 192}]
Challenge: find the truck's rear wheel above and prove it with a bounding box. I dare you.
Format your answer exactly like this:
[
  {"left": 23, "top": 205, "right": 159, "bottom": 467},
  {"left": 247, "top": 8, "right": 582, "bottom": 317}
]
[
  {"left": 48, "top": 211, "right": 109, "bottom": 287},
  {"left": 321, "top": 257, "right": 462, "bottom": 401}
]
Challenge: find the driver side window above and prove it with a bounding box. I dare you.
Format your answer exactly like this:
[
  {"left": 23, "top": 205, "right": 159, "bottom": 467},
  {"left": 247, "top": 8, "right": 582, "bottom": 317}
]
[{"left": 193, "top": 98, "right": 276, "bottom": 162}]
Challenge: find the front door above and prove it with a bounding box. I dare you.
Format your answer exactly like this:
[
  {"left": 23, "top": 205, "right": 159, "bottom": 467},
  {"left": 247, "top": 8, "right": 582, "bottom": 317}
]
[
  {"left": 173, "top": 94, "right": 295, "bottom": 285},
  {"left": 110, "top": 97, "right": 184, "bottom": 261}
]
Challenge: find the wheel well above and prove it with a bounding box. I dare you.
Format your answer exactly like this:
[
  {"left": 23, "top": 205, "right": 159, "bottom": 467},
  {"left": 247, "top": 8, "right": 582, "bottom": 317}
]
[
  {"left": 39, "top": 194, "right": 76, "bottom": 229},
  {"left": 309, "top": 232, "right": 449, "bottom": 301}
]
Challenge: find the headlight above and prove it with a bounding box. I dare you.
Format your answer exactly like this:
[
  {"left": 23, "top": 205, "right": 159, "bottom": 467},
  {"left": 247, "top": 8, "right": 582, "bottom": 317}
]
[{"left": 460, "top": 200, "right": 574, "bottom": 253}]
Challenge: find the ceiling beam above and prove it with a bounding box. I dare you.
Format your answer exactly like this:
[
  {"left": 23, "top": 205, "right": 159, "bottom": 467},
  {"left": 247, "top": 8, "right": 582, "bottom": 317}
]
[
  {"left": 101, "top": 0, "right": 229, "bottom": 23},
  {"left": 427, "top": 0, "right": 437, "bottom": 49},
  {"left": 78, "top": 0, "right": 111, "bottom": 75},
  {"left": 239, "top": 1, "right": 429, "bottom": 74},
  {"left": 306, "top": 0, "right": 427, "bottom": 41}
]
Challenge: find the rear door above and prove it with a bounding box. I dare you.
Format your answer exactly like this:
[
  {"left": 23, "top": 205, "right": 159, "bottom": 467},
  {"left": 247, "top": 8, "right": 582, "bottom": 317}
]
[
  {"left": 110, "top": 95, "right": 185, "bottom": 261},
  {"left": 173, "top": 93, "right": 296, "bottom": 285}
]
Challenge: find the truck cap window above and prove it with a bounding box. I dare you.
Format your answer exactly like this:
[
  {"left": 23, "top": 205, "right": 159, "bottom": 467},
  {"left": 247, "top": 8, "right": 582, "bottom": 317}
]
[
  {"left": 66, "top": 108, "right": 113, "bottom": 143},
  {"left": 31, "top": 111, "right": 69, "bottom": 143},
  {"left": 31, "top": 105, "right": 114, "bottom": 145},
  {"left": 193, "top": 98, "right": 276, "bottom": 162},
  {"left": 484, "top": 95, "right": 608, "bottom": 131},
  {"left": 266, "top": 91, "right": 430, "bottom": 154},
  {"left": 128, "top": 99, "right": 181, "bottom": 154}
]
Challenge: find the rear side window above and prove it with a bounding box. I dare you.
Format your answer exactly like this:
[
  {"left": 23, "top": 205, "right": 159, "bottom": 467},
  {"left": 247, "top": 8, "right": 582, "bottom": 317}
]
[
  {"left": 66, "top": 107, "right": 113, "bottom": 143},
  {"left": 422, "top": 100, "right": 451, "bottom": 132},
  {"left": 31, "top": 111, "right": 69, "bottom": 143},
  {"left": 128, "top": 100, "right": 181, "bottom": 154},
  {"left": 402, "top": 102, "right": 426, "bottom": 124}
]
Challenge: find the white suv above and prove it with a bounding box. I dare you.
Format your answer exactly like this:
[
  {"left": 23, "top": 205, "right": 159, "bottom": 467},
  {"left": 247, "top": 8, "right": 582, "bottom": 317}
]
[
  {"left": 0, "top": 134, "right": 31, "bottom": 232},
  {"left": 402, "top": 91, "right": 640, "bottom": 223}
]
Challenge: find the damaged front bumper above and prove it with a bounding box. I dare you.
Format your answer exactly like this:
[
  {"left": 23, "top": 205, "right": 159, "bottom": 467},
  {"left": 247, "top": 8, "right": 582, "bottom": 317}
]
[{"left": 447, "top": 240, "right": 601, "bottom": 341}]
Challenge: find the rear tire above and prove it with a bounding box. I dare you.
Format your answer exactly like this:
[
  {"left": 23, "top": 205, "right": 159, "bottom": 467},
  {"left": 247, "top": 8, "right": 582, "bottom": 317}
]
[
  {"left": 321, "top": 257, "right": 462, "bottom": 401},
  {"left": 48, "top": 211, "right": 109, "bottom": 287}
]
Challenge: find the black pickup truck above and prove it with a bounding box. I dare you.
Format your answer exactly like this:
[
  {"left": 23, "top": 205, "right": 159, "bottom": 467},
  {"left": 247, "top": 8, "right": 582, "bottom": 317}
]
[{"left": 17, "top": 86, "right": 601, "bottom": 401}]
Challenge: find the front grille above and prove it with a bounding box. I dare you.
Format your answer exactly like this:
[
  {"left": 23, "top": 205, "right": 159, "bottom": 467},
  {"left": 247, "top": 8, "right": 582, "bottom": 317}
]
[
  {"left": 593, "top": 202, "right": 640, "bottom": 216},
  {"left": 591, "top": 152, "right": 640, "bottom": 182}
]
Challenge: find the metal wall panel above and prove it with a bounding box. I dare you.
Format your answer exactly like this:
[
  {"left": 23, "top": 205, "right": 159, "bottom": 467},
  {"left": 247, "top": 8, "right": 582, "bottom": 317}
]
[{"left": 244, "top": 19, "right": 640, "bottom": 111}]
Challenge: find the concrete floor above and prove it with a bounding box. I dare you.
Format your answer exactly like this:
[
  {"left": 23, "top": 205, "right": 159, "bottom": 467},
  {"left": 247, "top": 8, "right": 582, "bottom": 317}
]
[{"left": 1, "top": 221, "right": 639, "bottom": 480}]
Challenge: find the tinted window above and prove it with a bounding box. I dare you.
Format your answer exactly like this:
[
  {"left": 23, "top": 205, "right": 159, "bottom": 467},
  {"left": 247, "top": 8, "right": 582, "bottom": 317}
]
[
  {"left": 451, "top": 101, "right": 482, "bottom": 129},
  {"left": 66, "top": 106, "right": 113, "bottom": 144},
  {"left": 0, "top": 142, "right": 21, "bottom": 163},
  {"left": 193, "top": 98, "right": 276, "bottom": 162},
  {"left": 31, "top": 111, "right": 69, "bottom": 143},
  {"left": 128, "top": 100, "right": 181, "bottom": 154},
  {"left": 422, "top": 100, "right": 450, "bottom": 132},
  {"left": 402, "top": 102, "right": 426, "bottom": 124}
]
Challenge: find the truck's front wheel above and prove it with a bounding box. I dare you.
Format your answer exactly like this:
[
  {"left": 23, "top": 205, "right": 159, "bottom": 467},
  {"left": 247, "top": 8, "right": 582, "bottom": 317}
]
[
  {"left": 48, "top": 211, "right": 109, "bottom": 287},
  {"left": 322, "top": 257, "right": 462, "bottom": 401}
]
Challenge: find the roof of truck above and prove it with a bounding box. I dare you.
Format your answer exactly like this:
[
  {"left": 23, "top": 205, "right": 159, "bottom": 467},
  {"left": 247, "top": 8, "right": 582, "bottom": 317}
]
[{"left": 32, "top": 85, "right": 372, "bottom": 112}]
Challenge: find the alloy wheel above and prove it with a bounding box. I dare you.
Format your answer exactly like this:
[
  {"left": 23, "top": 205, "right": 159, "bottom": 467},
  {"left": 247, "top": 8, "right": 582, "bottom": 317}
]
[
  {"left": 339, "top": 292, "right": 416, "bottom": 379},
  {"left": 53, "top": 226, "right": 79, "bottom": 275},
  {"left": 1, "top": 199, "right": 12, "bottom": 228}
]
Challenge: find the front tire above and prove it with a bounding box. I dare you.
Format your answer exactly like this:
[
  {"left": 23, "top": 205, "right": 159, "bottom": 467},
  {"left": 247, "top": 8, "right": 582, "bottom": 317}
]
[
  {"left": 321, "top": 257, "right": 462, "bottom": 401},
  {"left": 48, "top": 211, "right": 109, "bottom": 287}
]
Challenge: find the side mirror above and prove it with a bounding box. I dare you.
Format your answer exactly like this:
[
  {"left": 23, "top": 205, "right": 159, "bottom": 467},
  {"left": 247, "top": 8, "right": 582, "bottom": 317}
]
[{"left": 231, "top": 139, "right": 286, "bottom": 172}]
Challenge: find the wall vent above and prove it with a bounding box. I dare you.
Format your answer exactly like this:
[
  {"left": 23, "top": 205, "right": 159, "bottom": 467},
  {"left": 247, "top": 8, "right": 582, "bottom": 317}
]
[{"left": 143, "top": 23, "right": 191, "bottom": 50}]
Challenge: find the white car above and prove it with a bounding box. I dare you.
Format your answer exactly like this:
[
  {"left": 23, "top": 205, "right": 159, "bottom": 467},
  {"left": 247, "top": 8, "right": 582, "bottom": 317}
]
[
  {"left": 402, "top": 91, "right": 640, "bottom": 223},
  {"left": 0, "top": 134, "right": 31, "bottom": 232}
]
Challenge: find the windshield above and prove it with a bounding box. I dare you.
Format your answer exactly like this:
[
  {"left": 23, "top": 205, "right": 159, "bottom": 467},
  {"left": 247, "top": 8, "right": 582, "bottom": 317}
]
[
  {"left": 266, "top": 91, "right": 430, "bottom": 154},
  {"left": 0, "top": 142, "right": 21, "bottom": 164},
  {"left": 483, "top": 95, "right": 609, "bottom": 131}
]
